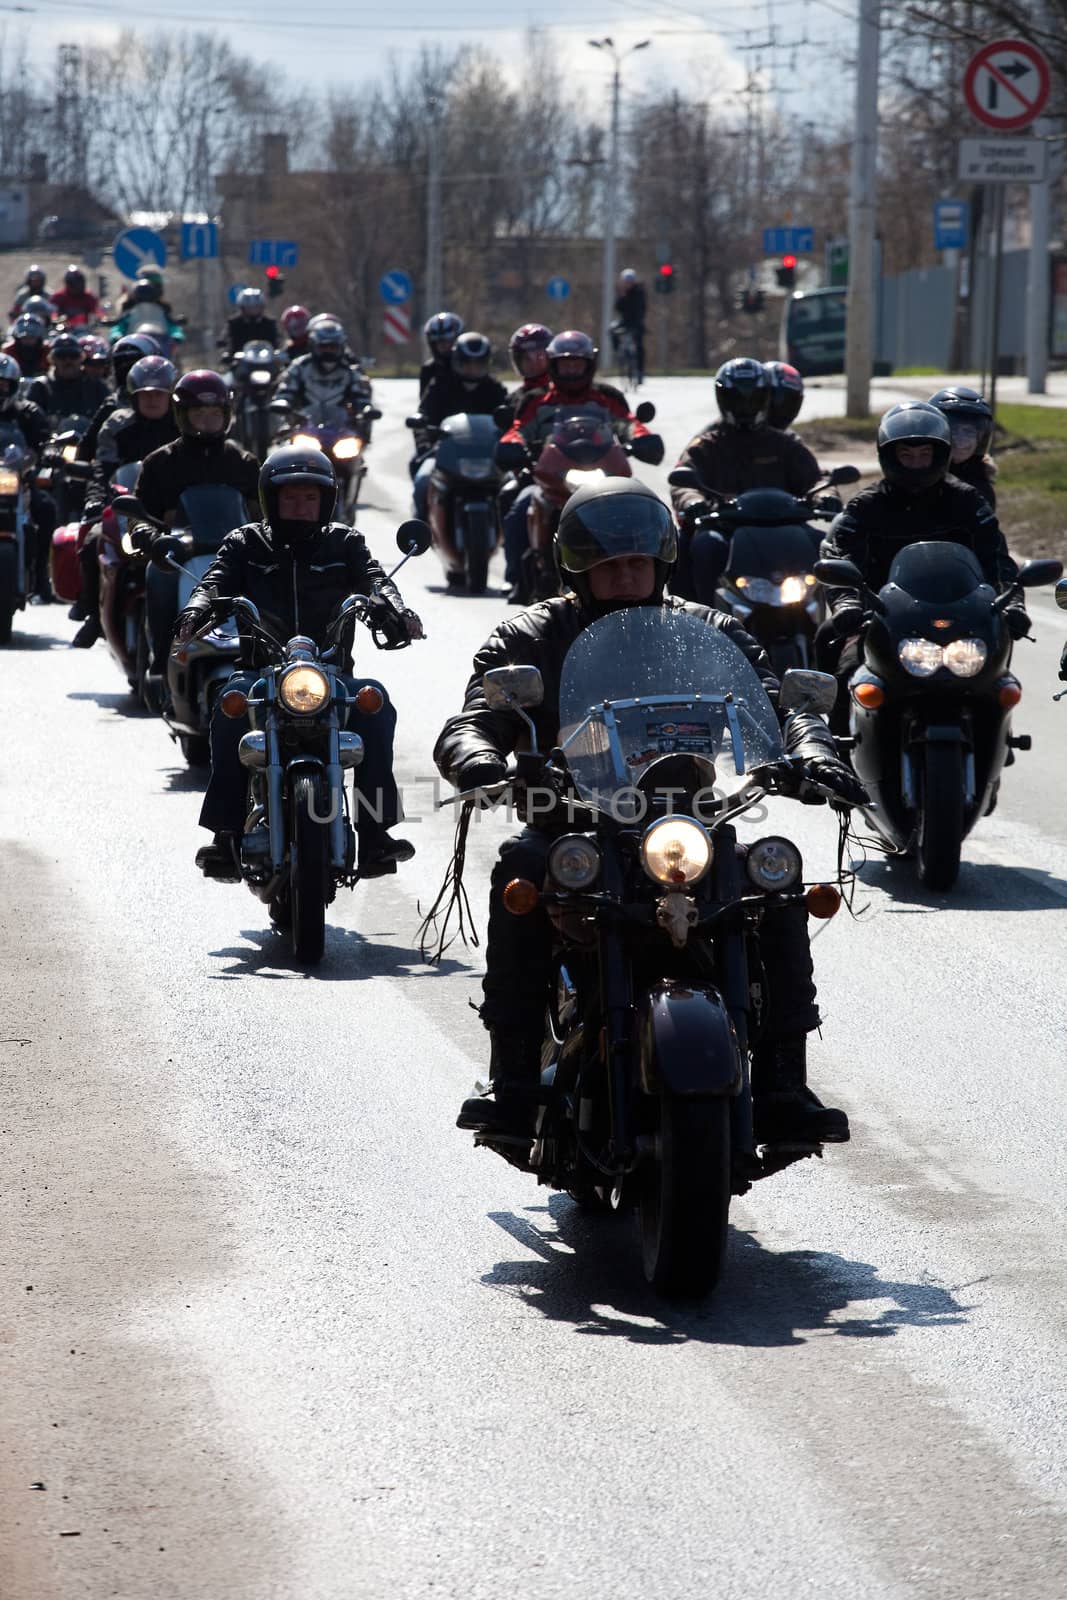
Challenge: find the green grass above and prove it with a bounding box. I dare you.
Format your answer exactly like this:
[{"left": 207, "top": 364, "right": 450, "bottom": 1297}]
[{"left": 995, "top": 402, "right": 1067, "bottom": 443}]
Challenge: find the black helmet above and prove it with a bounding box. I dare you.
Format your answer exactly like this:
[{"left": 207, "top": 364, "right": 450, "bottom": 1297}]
[
  {"left": 64, "top": 264, "right": 86, "bottom": 291},
  {"left": 49, "top": 331, "right": 84, "bottom": 363},
  {"left": 763, "top": 361, "right": 804, "bottom": 430},
  {"left": 24, "top": 263, "right": 45, "bottom": 288},
  {"left": 877, "top": 402, "right": 952, "bottom": 492},
  {"left": 112, "top": 332, "right": 162, "bottom": 386},
  {"left": 927, "top": 386, "right": 993, "bottom": 465},
  {"left": 259, "top": 445, "right": 337, "bottom": 549},
  {"left": 308, "top": 319, "right": 345, "bottom": 371},
  {"left": 556, "top": 477, "right": 677, "bottom": 611},
  {"left": 172, "top": 369, "right": 231, "bottom": 439},
  {"left": 452, "top": 330, "right": 491, "bottom": 380},
  {"left": 424, "top": 311, "right": 464, "bottom": 356},
  {"left": 131, "top": 276, "right": 162, "bottom": 303},
  {"left": 715, "top": 357, "right": 769, "bottom": 429},
  {"left": 547, "top": 329, "right": 598, "bottom": 394},
  {"left": 12, "top": 312, "right": 46, "bottom": 345}
]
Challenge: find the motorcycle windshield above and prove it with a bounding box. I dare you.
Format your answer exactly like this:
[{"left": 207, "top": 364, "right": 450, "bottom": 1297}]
[
  {"left": 176, "top": 485, "right": 247, "bottom": 545},
  {"left": 558, "top": 606, "right": 783, "bottom": 812},
  {"left": 548, "top": 414, "right": 615, "bottom": 466},
  {"left": 885, "top": 540, "right": 988, "bottom": 603},
  {"left": 726, "top": 523, "right": 819, "bottom": 580},
  {"left": 436, "top": 412, "right": 499, "bottom": 472}
]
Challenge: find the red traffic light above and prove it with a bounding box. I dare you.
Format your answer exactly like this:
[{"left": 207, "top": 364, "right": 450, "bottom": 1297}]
[
  {"left": 781, "top": 254, "right": 798, "bottom": 270},
  {"left": 265, "top": 265, "right": 281, "bottom": 279},
  {"left": 658, "top": 262, "right": 673, "bottom": 276}
]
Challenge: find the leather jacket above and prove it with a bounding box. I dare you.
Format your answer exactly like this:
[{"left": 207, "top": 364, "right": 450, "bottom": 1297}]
[
  {"left": 277, "top": 354, "right": 372, "bottom": 427},
  {"left": 671, "top": 422, "right": 820, "bottom": 517}
]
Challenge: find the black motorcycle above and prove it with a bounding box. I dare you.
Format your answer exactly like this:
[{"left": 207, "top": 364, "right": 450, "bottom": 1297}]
[
  {"left": 36, "top": 413, "right": 91, "bottom": 524},
  {"left": 231, "top": 340, "right": 283, "bottom": 460},
  {"left": 816, "top": 542, "right": 1062, "bottom": 891},
  {"left": 453, "top": 607, "right": 849, "bottom": 1298},
  {"left": 406, "top": 411, "right": 503, "bottom": 594},
  {"left": 189, "top": 521, "right": 430, "bottom": 964}
]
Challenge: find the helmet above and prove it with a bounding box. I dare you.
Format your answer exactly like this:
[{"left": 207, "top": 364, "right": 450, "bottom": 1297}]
[
  {"left": 140, "top": 267, "right": 164, "bottom": 290},
  {"left": 237, "top": 286, "right": 265, "bottom": 315},
  {"left": 12, "top": 313, "right": 46, "bottom": 344},
  {"left": 172, "top": 369, "right": 231, "bottom": 438},
  {"left": 131, "top": 277, "right": 162, "bottom": 304},
  {"left": 111, "top": 332, "right": 162, "bottom": 386},
  {"left": 876, "top": 402, "right": 952, "bottom": 492},
  {"left": 281, "top": 304, "right": 310, "bottom": 339},
  {"left": 452, "top": 330, "right": 491, "bottom": 380},
  {"left": 927, "top": 386, "right": 993, "bottom": 465},
  {"left": 547, "top": 329, "right": 598, "bottom": 394},
  {"left": 259, "top": 445, "right": 337, "bottom": 549},
  {"left": 555, "top": 477, "right": 677, "bottom": 610},
  {"left": 126, "top": 355, "right": 178, "bottom": 395},
  {"left": 64, "top": 265, "right": 86, "bottom": 291},
  {"left": 508, "top": 322, "right": 552, "bottom": 377},
  {"left": 0, "top": 351, "right": 20, "bottom": 409},
  {"left": 424, "top": 311, "right": 464, "bottom": 355},
  {"left": 715, "top": 357, "right": 769, "bottom": 429},
  {"left": 619, "top": 267, "right": 638, "bottom": 286},
  {"left": 308, "top": 319, "right": 346, "bottom": 370},
  {"left": 49, "top": 331, "right": 84, "bottom": 362},
  {"left": 21, "top": 297, "right": 52, "bottom": 326},
  {"left": 79, "top": 334, "right": 110, "bottom": 372},
  {"left": 24, "top": 263, "right": 45, "bottom": 287},
  {"left": 763, "top": 361, "right": 804, "bottom": 430}
]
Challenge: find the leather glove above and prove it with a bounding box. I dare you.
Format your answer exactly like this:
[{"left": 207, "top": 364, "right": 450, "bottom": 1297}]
[
  {"left": 128, "top": 523, "right": 155, "bottom": 555},
  {"left": 174, "top": 604, "right": 210, "bottom": 644},
  {"left": 1059, "top": 642, "right": 1067, "bottom": 682},
  {"left": 455, "top": 754, "right": 508, "bottom": 796},
  {"left": 831, "top": 603, "right": 864, "bottom": 636},
  {"left": 495, "top": 438, "right": 528, "bottom": 470},
  {"left": 629, "top": 431, "right": 665, "bottom": 466},
  {"left": 801, "top": 757, "right": 868, "bottom": 809},
  {"left": 1005, "top": 607, "right": 1031, "bottom": 641}
]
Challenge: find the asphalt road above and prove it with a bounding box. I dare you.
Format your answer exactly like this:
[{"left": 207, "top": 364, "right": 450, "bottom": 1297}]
[{"left": 2, "top": 379, "right": 1066, "bottom": 1600}]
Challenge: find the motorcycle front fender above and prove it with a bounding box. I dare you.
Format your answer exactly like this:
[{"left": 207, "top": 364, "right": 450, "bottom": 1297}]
[{"left": 638, "top": 983, "right": 743, "bottom": 1098}]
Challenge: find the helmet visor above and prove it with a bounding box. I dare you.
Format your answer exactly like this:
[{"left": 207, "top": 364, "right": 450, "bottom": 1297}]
[{"left": 558, "top": 496, "right": 677, "bottom": 573}]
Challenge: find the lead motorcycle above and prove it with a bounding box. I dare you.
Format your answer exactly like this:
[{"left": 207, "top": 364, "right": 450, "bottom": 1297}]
[
  {"left": 816, "top": 542, "right": 1062, "bottom": 891},
  {"left": 453, "top": 607, "right": 850, "bottom": 1298},
  {"left": 189, "top": 522, "right": 430, "bottom": 964}
]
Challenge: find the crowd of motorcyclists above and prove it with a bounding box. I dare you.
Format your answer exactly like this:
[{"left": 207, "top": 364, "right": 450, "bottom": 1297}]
[{"left": 5, "top": 251, "right": 1064, "bottom": 1203}]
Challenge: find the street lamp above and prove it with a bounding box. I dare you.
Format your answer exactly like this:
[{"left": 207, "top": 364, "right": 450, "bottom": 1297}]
[{"left": 588, "top": 36, "right": 650, "bottom": 373}]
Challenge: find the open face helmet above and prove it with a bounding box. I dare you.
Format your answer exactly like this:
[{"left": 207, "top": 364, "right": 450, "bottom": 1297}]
[
  {"left": 508, "top": 322, "right": 552, "bottom": 379},
  {"left": 0, "top": 352, "right": 21, "bottom": 410},
  {"left": 452, "top": 331, "right": 491, "bottom": 381},
  {"left": 927, "top": 386, "right": 993, "bottom": 466},
  {"left": 237, "top": 286, "right": 266, "bottom": 316},
  {"left": 424, "top": 311, "right": 464, "bottom": 358},
  {"left": 126, "top": 355, "right": 178, "bottom": 396}
]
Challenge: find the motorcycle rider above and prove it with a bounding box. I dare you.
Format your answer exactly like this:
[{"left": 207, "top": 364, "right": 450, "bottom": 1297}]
[
  {"left": 5, "top": 313, "right": 50, "bottom": 378},
  {"left": 411, "top": 331, "right": 508, "bottom": 522},
  {"left": 10, "top": 263, "right": 48, "bottom": 317},
  {"left": 225, "top": 286, "right": 279, "bottom": 357},
  {"left": 119, "top": 269, "right": 172, "bottom": 317},
  {"left": 928, "top": 386, "right": 996, "bottom": 509},
  {"left": 816, "top": 402, "right": 1024, "bottom": 704},
  {"left": 28, "top": 331, "right": 109, "bottom": 423},
  {"left": 172, "top": 446, "right": 424, "bottom": 880},
  {"left": 76, "top": 334, "right": 161, "bottom": 466},
  {"left": 279, "top": 304, "right": 312, "bottom": 362},
  {"left": 500, "top": 324, "right": 553, "bottom": 601},
  {"left": 419, "top": 311, "right": 464, "bottom": 399},
  {"left": 276, "top": 318, "right": 373, "bottom": 427},
  {"left": 0, "top": 352, "right": 56, "bottom": 602},
  {"left": 49, "top": 265, "right": 101, "bottom": 326},
  {"left": 612, "top": 266, "right": 647, "bottom": 382},
  {"left": 78, "top": 334, "right": 112, "bottom": 387},
  {"left": 499, "top": 330, "right": 662, "bottom": 461},
  {"left": 433, "top": 476, "right": 864, "bottom": 1144},
  {"left": 764, "top": 361, "right": 806, "bottom": 431},
  {"left": 72, "top": 356, "right": 180, "bottom": 647}
]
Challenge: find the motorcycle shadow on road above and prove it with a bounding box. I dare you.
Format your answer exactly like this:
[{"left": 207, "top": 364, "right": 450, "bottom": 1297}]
[
  {"left": 481, "top": 1200, "right": 972, "bottom": 1349},
  {"left": 66, "top": 687, "right": 153, "bottom": 716},
  {"left": 208, "top": 923, "right": 469, "bottom": 983},
  {"left": 853, "top": 856, "right": 1067, "bottom": 913},
  {"left": 4, "top": 626, "right": 70, "bottom": 649}
]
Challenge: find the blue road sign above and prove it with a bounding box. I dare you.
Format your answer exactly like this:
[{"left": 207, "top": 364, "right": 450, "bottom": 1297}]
[
  {"left": 180, "top": 220, "right": 218, "bottom": 261},
  {"left": 228, "top": 283, "right": 249, "bottom": 306},
  {"left": 934, "top": 199, "right": 969, "bottom": 251},
  {"left": 112, "top": 226, "right": 167, "bottom": 280},
  {"left": 546, "top": 276, "right": 571, "bottom": 301},
  {"left": 248, "top": 239, "right": 299, "bottom": 269},
  {"left": 761, "top": 226, "right": 815, "bottom": 256},
  {"left": 379, "top": 269, "right": 414, "bottom": 305}
]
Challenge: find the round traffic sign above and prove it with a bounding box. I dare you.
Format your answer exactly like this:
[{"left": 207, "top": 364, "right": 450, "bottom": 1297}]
[
  {"left": 379, "top": 269, "right": 414, "bottom": 305},
  {"left": 546, "top": 276, "right": 570, "bottom": 301},
  {"left": 111, "top": 225, "right": 167, "bottom": 282},
  {"left": 963, "top": 39, "right": 1051, "bottom": 132}
]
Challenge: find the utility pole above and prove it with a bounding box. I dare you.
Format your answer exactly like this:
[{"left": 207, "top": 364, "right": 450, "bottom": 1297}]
[
  {"left": 844, "top": 0, "right": 880, "bottom": 418},
  {"left": 589, "top": 37, "right": 650, "bottom": 374},
  {"left": 1026, "top": 119, "right": 1050, "bottom": 395},
  {"left": 424, "top": 96, "right": 444, "bottom": 317}
]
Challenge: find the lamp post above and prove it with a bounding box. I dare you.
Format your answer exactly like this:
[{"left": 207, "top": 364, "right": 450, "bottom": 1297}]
[{"left": 588, "top": 36, "right": 650, "bottom": 373}]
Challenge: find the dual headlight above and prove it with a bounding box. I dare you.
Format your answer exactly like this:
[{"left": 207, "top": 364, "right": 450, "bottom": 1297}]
[
  {"left": 333, "top": 436, "right": 363, "bottom": 461},
  {"left": 735, "top": 573, "right": 816, "bottom": 606},
  {"left": 279, "top": 664, "right": 330, "bottom": 715},
  {"left": 550, "top": 821, "right": 800, "bottom": 897},
  {"left": 898, "top": 637, "right": 988, "bottom": 678}
]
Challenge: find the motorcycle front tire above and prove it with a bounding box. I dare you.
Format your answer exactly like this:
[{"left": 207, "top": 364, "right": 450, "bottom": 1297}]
[
  {"left": 638, "top": 1094, "right": 731, "bottom": 1299},
  {"left": 916, "top": 739, "right": 964, "bottom": 892},
  {"left": 463, "top": 501, "right": 491, "bottom": 595},
  {"left": 288, "top": 772, "right": 329, "bottom": 964},
  {"left": 0, "top": 541, "right": 18, "bottom": 643}
]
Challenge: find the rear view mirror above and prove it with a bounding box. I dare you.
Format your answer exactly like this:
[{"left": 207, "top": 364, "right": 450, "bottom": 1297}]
[
  {"left": 405, "top": 415, "right": 425, "bottom": 430},
  {"left": 667, "top": 466, "right": 701, "bottom": 490},
  {"left": 779, "top": 669, "right": 838, "bottom": 717},
  {"left": 492, "top": 402, "right": 513, "bottom": 431},
  {"left": 396, "top": 519, "right": 432, "bottom": 557},
  {"left": 1056, "top": 576, "right": 1067, "bottom": 610},
  {"left": 635, "top": 400, "right": 656, "bottom": 424},
  {"left": 814, "top": 557, "right": 864, "bottom": 588},
  {"left": 1017, "top": 558, "right": 1064, "bottom": 589},
  {"left": 482, "top": 665, "right": 544, "bottom": 711},
  {"left": 828, "top": 464, "right": 860, "bottom": 486}
]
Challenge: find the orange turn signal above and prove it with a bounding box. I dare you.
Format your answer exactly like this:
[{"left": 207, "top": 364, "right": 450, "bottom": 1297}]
[
  {"left": 998, "top": 678, "right": 1022, "bottom": 709},
  {"left": 805, "top": 883, "right": 841, "bottom": 920},
  {"left": 219, "top": 689, "right": 248, "bottom": 719},
  {"left": 356, "top": 684, "right": 385, "bottom": 715},
  {"left": 502, "top": 878, "right": 540, "bottom": 916},
  {"left": 852, "top": 681, "right": 885, "bottom": 710}
]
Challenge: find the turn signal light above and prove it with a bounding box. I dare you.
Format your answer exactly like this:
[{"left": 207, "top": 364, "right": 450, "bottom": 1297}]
[
  {"left": 356, "top": 684, "right": 385, "bottom": 715},
  {"left": 220, "top": 689, "right": 248, "bottom": 718},
  {"left": 503, "top": 878, "right": 540, "bottom": 916},
  {"left": 852, "top": 681, "right": 885, "bottom": 710},
  {"left": 805, "top": 883, "right": 841, "bottom": 920},
  {"left": 998, "top": 678, "right": 1022, "bottom": 709}
]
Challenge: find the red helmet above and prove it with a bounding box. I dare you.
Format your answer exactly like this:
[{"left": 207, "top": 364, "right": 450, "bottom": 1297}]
[
  {"left": 79, "top": 333, "right": 109, "bottom": 365},
  {"left": 508, "top": 322, "right": 552, "bottom": 378},
  {"left": 763, "top": 361, "right": 804, "bottom": 430},
  {"left": 547, "top": 330, "right": 598, "bottom": 394},
  {"left": 281, "top": 304, "right": 310, "bottom": 339},
  {"left": 172, "top": 369, "right": 231, "bottom": 437}
]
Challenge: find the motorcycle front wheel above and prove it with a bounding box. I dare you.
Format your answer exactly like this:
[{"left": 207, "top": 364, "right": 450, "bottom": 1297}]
[
  {"left": 638, "top": 1095, "right": 730, "bottom": 1298},
  {"left": 288, "top": 772, "right": 329, "bottom": 963},
  {"left": 463, "top": 502, "right": 491, "bottom": 595},
  {"left": 0, "top": 541, "right": 18, "bottom": 643},
  {"left": 916, "top": 740, "right": 964, "bottom": 892}
]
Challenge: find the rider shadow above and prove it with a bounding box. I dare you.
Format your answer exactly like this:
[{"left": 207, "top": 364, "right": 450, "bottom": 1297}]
[
  {"left": 208, "top": 923, "right": 469, "bottom": 982},
  {"left": 5, "top": 627, "right": 69, "bottom": 650},
  {"left": 481, "top": 1198, "right": 973, "bottom": 1349},
  {"left": 855, "top": 856, "right": 1067, "bottom": 914},
  {"left": 67, "top": 688, "right": 150, "bottom": 716},
  {"left": 158, "top": 765, "right": 208, "bottom": 795}
]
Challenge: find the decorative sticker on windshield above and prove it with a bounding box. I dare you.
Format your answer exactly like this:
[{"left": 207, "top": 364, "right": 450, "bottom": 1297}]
[{"left": 639, "top": 717, "right": 718, "bottom": 756}]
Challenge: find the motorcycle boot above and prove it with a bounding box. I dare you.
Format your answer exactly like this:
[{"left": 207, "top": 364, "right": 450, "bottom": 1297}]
[
  {"left": 751, "top": 1035, "right": 850, "bottom": 1145},
  {"left": 195, "top": 831, "right": 242, "bottom": 882},
  {"left": 457, "top": 1028, "right": 544, "bottom": 1138}
]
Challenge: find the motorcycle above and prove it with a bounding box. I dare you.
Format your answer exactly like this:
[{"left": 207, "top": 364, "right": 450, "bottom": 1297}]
[
  {"left": 112, "top": 484, "right": 248, "bottom": 765},
  {"left": 97, "top": 462, "right": 149, "bottom": 693},
  {"left": 37, "top": 413, "right": 92, "bottom": 524},
  {"left": 107, "top": 303, "right": 186, "bottom": 360},
  {"left": 452, "top": 608, "right": 848, "bottom": 1298},
  {"left": 668, "top": 465, "right": 860, "bottom": 675},
  {"left": 272, "top": 401, "right": 380, "bottom": 522},
  {"left": 188, "top": 520, "right": 431, "bottom": 964},
  {"left": 403, "top": 411, "right": 503, "bottom": 595},
  {"left": 0, "top": 431, "right": 36, "bottom": 644},
  {"left": 230, "top": 341, "right": 283, "bottom": 460},
  {"left": 815, "top": 542, "right": 1063, "bottom": 891}
]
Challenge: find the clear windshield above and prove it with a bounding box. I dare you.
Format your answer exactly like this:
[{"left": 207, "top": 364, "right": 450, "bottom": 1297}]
[
  {"left": 887, "top": 541, "right": 987, "bottom": 603},
  {"left": 726, "top": 523, "right": 819, "bottom": 580},
  {"left": 557, "top": 607, "right": 783, "bottom": 814},
  {"left": 176, "top": 485, "right": 247, "bottom": 544}
]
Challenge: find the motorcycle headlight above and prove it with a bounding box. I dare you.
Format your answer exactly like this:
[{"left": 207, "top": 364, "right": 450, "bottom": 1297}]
[
  {"left": 746, "top": 836, "right": 802, "bottom": 892},
  {"left": 0, "top": 469, "right": 20, "bottom": 493},
  {"left": 942, "top": 637, "right": 988, "bottom": 678},
  {"left": 641, "top": 816, "right": 713, "bottom": 887},
  {"left": 333, "top": 436, "right": 362, "bottom": 460},
  {"left": 250, "top": 369, "right": 272, "bottom": 386},
  {"left": 62, "top": 444, "right": 78, "bottom": 462},
  {"left": 779, "top": 574, "right": 813, "bottom": 605},
  {"left": 898, "top": 638, "right": 944, "bottom": 678},
  {"left": 736, "top": 576, "right": 778, "bottom": 605},
  {"left": 289, "top": 433, "right": 319, "bottom": 450},
  {"left": 458, "top": 457, "right": 492, "bottom": 477},
  {"left": 547, "top": 835, "right": 601, "bottom": 890},
  {"left": 564, "top": 467, "right": 607, "bottom": 491},
  {"left": 279, "top": 664, "right": 330, "bottom": 715}
]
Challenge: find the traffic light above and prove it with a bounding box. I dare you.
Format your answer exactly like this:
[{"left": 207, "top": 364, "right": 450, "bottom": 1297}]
[
  {"left": 775, "top": 254, "right": 797, "bottom": 290},
  {"left": 654, "top": 262, "right": 674, "bottom": 296},
  {"left": 265, "top": 265, "right": 286, "bottom": 299},
  {"left": 741, "top": 287, "right": 765, "bottom": 315}
]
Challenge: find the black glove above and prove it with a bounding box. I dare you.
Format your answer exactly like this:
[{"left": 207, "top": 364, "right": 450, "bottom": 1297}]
[
  {"left": 174, "top": 604, "right": 210, "bottom": 643},
  {"left": 1005, "top": 606, "right": 1031, "bottom": 641},
  {"left": 128, "top": 523, "right": 155, "bottom": 554},
  {"left": 629, "top": 431, "right": 665, "bottom": 466},
  {"left": 1059, "top": 642, "right": 1067, "bottom": 682},
  {"left": 368, "top": 594, "right": 409, "bottom": 646},
  {"left": 455, "top": 754, "right": 508, "bottom": 796},
  {"left": 801, "top": 758, "right": 868, "bottom": 808},
  {"left": 495, "top": 439, "right": 528, "bottom": 470},
  {"left": 679, "top": 498, "right": 714, "bottom": 530},
  {"left": 831, "top": 603, "right": 864, "bottom": 636}
]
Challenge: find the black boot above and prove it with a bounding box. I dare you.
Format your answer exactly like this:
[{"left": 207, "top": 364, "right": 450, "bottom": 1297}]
[
  {"left": 71, "top": 614, "right": 102, "bottom": 648},
  {"left": 194, "top": 832, "right": 241, "bottom": 881},
  {"left": 457, "top": 1029, "right": 543, "bottom": 1138},
  {"left": 752, "top": 1036, "right": 850, "bottom": 1146},
  {"left": 358, "top": 834, "right": 415, "bottom": 879}
]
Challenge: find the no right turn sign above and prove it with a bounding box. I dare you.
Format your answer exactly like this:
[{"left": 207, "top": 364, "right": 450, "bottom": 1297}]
[{"left": 963, "top": 39, "right": 1051, "bottom": 131}]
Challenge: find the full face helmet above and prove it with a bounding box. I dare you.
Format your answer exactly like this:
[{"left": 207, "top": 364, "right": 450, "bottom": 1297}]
[
  {"left": 927, "top": 386, "right": 994, "bottom": 466},
  {"left": 172, "top": 369, "right": 232, "bottom": 439},
  {"left": 508, "top": 322, "right": 552, "bottom": 380},
  {"left": 763, "top": 361, "right": 804, "bottom": 430},
  {"left": 546, "top": 329, "right": 598, "bottom": 395},
  {"left": 876, "top": 402, "right": 952, "bottom": 493},
  {"left": 714, "top": 357, "right": 770, "bottom": 429}
]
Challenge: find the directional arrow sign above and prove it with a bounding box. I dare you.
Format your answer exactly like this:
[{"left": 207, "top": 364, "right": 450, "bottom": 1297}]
[
  {"left": 963, "top": 39, "right": 1051, "bottom": 132},
  {"left": 112, "top": 226, "right": 167, "bottom": 281}
]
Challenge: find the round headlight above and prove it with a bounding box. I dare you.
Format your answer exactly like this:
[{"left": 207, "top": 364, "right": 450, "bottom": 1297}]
[
  {"left": 641, "top": 816, "right": 713, "bottom": 887},
  {"left": 746, "top": 836, "right": 802, "bottom": 892},
  {"left": 547, "top": 835, "right": 601, "bottom": 890},
  {"left": 279, "top": 664, "right": 330, "bottom": 715},
  {"left": 942, "top": 637, "right": 988, "bottom": 677},
  {"left": 898, "top": 637, "right": 943, "bottom": 678},
  {"left": 333, "top": 436, "right": 361, "bottom": 460}
]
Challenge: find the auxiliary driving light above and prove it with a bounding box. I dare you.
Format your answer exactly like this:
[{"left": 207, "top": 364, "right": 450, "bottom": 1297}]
[
  {"left": 746, "top": 836, "right": 802, "bottom": 892},
  {"left": 547, "top": 835, "right": 601, "bottom": 891}
]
